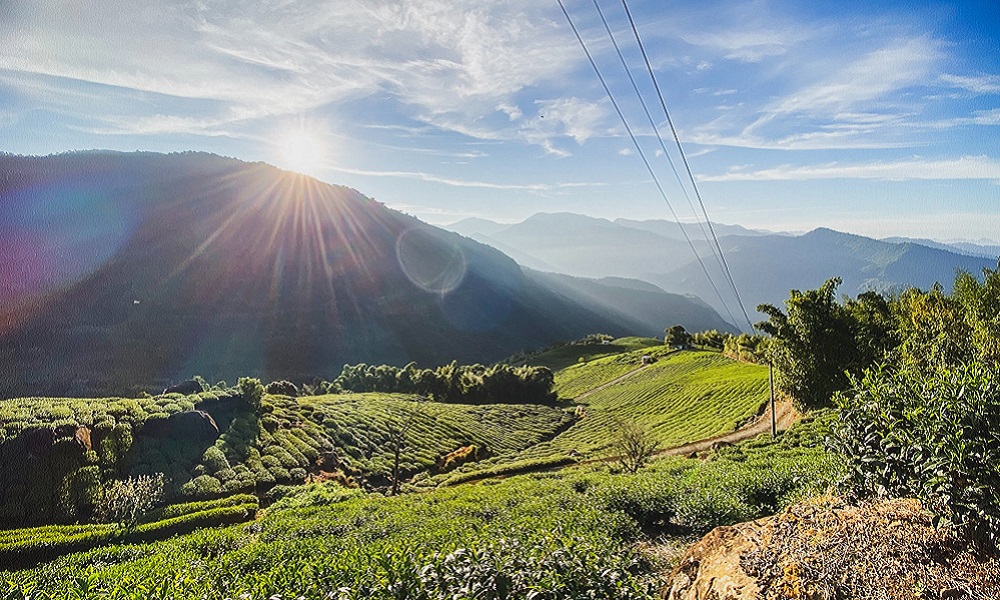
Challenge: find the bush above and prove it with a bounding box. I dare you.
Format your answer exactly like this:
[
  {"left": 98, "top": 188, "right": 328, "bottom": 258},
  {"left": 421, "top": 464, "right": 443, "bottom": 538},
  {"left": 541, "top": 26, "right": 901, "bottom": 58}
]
[
  {"left": 832, "top": 363, "right": 1000, "bottom": 554},
  {"left": 265, "top": 380, "right": 299, "bottom": 396},
  {"left": 96, "top": 474, "right": 165, "bottom": 527}
]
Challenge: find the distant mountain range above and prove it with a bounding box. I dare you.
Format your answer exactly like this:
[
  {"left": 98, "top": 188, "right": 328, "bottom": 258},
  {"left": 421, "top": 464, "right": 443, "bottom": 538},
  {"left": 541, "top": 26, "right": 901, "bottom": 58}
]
[
  {"left": 444, "top": 214, "right": 998, "bottom": 327},
  {"left": 0, "top": 152, "right": 730, "bottom": 398}
]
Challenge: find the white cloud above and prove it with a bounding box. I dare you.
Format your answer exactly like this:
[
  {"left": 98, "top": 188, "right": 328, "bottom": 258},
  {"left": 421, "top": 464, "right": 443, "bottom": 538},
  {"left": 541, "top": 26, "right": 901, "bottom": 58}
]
[
  {"left": 700, "top": 155, "right": 1000, "bottom": 182},
  {"left": 939, "top": 73, "right": 1000, "bottom": 94},
  {"left": 618, "top": 148, "right": 633, "bottom": 156},
  {"left": 0, "top": 0, "right": 589, "bottom": 151}
]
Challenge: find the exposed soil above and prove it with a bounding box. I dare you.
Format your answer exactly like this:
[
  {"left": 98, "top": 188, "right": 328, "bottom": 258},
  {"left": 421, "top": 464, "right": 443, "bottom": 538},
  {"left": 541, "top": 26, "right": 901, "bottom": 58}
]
[{"left": 663, "top": 495, "right": 1000, "bottom": 600}]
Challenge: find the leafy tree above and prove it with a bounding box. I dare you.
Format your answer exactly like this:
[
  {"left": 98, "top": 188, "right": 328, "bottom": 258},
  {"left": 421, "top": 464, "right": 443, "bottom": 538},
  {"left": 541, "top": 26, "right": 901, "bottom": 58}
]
[
  {"left": 611, "top": 418, "right": 659, "bottom": 474},
  {"left": 691, "top": 329, "right": 728, "bottom": 349},
  {"left": 893, "top": 284, "right": 973, "bottom": 374},
  {"left": 756, "top": 278, "right": 863, "bottom": 410},
  {"left": 664, "top": 325, "right": 692, "bottom": 348}
]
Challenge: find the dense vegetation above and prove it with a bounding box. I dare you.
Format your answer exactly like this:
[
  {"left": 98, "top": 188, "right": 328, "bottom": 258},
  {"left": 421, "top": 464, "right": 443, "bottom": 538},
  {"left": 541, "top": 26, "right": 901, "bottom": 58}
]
[
  {"left": 760, "top": 265, "right": 1000, "bottom": 554},
  {"left": 2, "top": 414, "right": 839, "bottom": 598},
  {"left": 332, "top": 362, "right": 557, "bottom": 405}
]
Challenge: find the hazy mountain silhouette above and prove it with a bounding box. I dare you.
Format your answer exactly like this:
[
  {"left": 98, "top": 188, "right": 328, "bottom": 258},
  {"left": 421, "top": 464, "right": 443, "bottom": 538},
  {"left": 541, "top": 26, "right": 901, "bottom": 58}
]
[
  {"left": 0, "top": 152, "right": 729, "bottom": 398},
  {"left": 444, "top": 213, "right": 997, "bottom": 328}
]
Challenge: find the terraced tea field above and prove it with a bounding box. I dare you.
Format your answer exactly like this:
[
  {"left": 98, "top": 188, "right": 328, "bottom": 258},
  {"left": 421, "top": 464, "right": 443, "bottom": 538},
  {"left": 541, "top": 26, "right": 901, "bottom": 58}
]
[{"left": 448, "top": 350, "right": 769, "bottom": 477}]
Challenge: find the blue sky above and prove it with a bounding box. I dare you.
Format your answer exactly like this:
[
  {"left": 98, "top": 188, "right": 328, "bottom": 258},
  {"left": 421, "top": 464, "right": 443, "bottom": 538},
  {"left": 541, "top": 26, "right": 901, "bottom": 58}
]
[{"left": 2, "top": 0, "right": 997, "bottom": 240}]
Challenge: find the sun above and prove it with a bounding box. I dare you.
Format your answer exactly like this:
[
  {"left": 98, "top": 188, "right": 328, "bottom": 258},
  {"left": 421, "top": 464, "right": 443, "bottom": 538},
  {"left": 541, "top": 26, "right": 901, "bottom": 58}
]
[{"left": 277, "top": 127, "right": 329, "bottom": 177}]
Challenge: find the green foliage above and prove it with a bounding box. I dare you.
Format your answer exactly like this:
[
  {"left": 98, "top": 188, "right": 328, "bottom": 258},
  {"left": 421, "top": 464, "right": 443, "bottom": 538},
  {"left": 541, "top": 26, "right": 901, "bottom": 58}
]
[
  {"left": 757, "top": 277, "right": 888, "bottom": 410},
  {"left": 663, "top": 325, "right": 691, "bottom": 347},
  {"left": 238, "top": 377, "right": 264, "bottom": 412},
  {"left": 691, "top": 329, "right": 727, "bottom": 350},
  {"left": 0, "top": 421, "right": 838, "bottom": 598},
  {"left": 141, "top": 494, "right": 258, "bottom": 523},
  {"left": 334, "top": 362, "right": 557, "bottom": 405},
  {"left": 721, "top": 333, "right": 769, "bottom": 364},
  {"left": 265, "top": 380, "right": 299, "bottom": 397},
  {"left": 97, "top": 474, "right": 166, "bottom": 528},
  {"left": 517, "top": 350, "right": 767, "bottom": 466},
  {"left": 831, "top": 363, "right": 1000, "bottom": 554},
  {"left": 266, "top": 481, "right": 364, "bottom": 511}
]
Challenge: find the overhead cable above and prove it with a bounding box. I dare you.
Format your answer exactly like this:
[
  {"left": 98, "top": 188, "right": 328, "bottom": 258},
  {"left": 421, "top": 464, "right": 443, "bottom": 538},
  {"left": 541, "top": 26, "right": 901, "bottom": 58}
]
[
  {"left": 555, "top": 0, "right": 741, "bottom": 330},
  {"left": 618, "top": 0, "right": 756, "bottom": 332}
]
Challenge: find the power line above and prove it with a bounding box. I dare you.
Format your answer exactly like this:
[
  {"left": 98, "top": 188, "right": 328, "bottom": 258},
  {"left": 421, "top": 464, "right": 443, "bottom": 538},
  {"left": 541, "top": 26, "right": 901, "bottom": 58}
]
[
  {"left": 555, "top": 0, "right": 741, "bottom": 329},
  {"left": 588, "top": 0, "right": 729, "bottom": 291},
  {"left": 618, "top": 0, "right": 756, "bottom": 332}
]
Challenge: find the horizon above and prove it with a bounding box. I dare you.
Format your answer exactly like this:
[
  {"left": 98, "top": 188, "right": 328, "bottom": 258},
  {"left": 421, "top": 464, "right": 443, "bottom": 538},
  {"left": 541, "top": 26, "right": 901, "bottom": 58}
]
[{"left": 2, "top": 0, "right": 997, "bottom": 240}]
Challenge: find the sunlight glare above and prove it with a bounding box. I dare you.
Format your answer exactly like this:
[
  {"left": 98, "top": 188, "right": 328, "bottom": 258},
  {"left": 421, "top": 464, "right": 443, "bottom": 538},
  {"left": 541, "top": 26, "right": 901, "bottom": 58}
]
[{"left": 277, "top": 126, "right": 329, "bottom": 177}]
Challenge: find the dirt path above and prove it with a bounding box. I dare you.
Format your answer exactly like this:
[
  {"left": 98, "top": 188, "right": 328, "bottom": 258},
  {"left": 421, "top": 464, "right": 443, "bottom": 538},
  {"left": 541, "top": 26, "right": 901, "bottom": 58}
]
[
  {"left": 573, "top": 364, "right": 651, "bottom": 401},
  {"left": 656, "top": 399, "right": 799, "bottom": 458}
]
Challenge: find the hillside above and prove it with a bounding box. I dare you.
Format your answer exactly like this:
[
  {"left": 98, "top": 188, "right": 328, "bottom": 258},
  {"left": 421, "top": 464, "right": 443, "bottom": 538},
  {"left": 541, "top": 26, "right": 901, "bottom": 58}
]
[
  {"left": 0, "top": 152, "right": 729, "bottom": 397},
  {"left": 437, "top": 347, "right": 771, "bottom": 483}
]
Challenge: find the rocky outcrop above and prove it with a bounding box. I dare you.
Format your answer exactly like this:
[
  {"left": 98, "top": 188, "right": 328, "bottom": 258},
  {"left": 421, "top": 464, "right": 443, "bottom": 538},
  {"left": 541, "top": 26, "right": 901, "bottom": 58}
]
[
  {"left": 663, "top": 496, "right": 1000, "bottom": 600},
  {"left": 141, "top": 410, "right": 219, "bottom": 441}
]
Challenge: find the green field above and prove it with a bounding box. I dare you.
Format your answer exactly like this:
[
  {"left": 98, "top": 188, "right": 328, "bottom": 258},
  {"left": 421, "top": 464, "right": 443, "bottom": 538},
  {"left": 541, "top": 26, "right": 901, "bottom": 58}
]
[
  {"left": 439, "top": 349, "right": 768, "bottom": 482},
  {"left": 298, "top": 393, "right": 575, "bottom": 477},
  {"left": 1, "top": 414, "right": 840, "bottom": 599}
]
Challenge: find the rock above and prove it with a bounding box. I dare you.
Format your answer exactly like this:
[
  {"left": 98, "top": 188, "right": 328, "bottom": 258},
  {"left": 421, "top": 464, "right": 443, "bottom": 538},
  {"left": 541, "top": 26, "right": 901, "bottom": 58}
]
[
  {"left": 163, "top": 379, "right": 204, "bottom": 395},
  {"left": 142, "top": 410, "right": 219, "bottom": 441},
  {"left": 664, "top": 524, "right": 761, "bottom": 600}
]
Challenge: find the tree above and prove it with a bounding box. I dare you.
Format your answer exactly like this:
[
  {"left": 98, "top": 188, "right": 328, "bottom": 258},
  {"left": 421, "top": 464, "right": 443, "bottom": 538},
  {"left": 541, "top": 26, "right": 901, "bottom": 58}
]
[
  {"left": 664, "top": 325, "right": 692, "bottom": 348},
  {"left": 385, "top": 401, "right": 422, "bottom": 496},
  {"left": 238, "top": 377, "right": 264, "bottom": 413},
  {"left": 756, "top": 278, "right": 863, "bottom": 410},
  {"left": 611, "top": 418, "right": 660, "bottom": 474}
]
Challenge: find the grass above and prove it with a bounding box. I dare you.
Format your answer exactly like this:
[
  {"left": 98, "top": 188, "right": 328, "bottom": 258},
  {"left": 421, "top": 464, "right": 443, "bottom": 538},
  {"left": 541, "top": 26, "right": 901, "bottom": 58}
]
[
  {"left": 512, "top": 336, "right": 663, "bottom": 372},
  {"left": 1, "top": 415, "right": 840, "bottom": 599}
]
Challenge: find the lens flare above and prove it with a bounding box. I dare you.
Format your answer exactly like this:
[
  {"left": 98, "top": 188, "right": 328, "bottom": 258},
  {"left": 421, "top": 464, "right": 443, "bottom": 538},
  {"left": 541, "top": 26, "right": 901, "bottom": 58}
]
[{"left": 396, "top": 228, "right": 467, "bottom": 295}]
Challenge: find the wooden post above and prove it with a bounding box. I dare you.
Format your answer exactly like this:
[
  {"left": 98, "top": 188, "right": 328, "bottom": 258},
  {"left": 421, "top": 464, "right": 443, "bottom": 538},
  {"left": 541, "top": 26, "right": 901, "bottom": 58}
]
[{"left": 769, "top": 360, "right": 777, "bottom": 438}]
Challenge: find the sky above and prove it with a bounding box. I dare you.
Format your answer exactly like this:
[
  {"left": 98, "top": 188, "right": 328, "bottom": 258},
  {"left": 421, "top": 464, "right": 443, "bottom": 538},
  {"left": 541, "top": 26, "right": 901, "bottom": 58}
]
[{"left": 1, "top": 0, "right": 998, "bottom": 241}]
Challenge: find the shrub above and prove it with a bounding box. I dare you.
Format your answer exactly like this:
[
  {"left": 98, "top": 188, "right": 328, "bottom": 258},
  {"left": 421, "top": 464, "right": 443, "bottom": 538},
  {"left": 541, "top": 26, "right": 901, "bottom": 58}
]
[
  {"left": 97, "top": 474, "right": 165, "bottom": 528},
  {"left": 832, "top": 363, "right": 1000, "bottom": 554},
  {"left": 265, "top": 380, "right": 299, "bottom": 396}
]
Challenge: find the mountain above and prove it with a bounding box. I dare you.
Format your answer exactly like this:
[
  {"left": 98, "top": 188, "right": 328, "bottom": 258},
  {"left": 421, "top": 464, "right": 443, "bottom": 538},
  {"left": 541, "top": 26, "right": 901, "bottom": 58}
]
[
  {"left": 882, "top": 236, "right": 1000, "bottom": 260},
  {"left": 524, "top": 271, "right": 736, "bottom": 337},
  {"left": 447, "top": 212, "right": 996, "bottom": 328},
  {"left": 648, "top": 227, "right": 997, "bottom": 318},
  {"left": 0, "top": 152, "right": 729, "bottom": 398},
  {"left": 477, "top": 213, "right": 696, "bottom": 279},
  {"left": 614, "top": 218, "right": 773, "bottom": 240},
  {"left": 443, "top": 217, "right": 510, "bottom": 238}
]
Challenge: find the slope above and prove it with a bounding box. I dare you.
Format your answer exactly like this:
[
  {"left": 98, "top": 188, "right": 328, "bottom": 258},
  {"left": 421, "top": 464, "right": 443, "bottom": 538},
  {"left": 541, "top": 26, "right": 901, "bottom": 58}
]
[{"left": 0, "top": 152, "right": 730, "bottom": 397}]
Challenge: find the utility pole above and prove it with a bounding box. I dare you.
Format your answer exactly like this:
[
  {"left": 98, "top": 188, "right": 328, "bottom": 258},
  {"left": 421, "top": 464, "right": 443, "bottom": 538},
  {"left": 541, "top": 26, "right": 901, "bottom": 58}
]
[{"left": 769, "top": 360, "right": 777, "bottom": 438}]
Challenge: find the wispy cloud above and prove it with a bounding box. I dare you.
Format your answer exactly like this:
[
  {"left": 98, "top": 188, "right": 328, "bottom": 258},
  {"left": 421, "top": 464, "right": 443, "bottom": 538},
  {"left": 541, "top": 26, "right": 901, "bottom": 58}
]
[
  {"left": 939, "top": 73, "right": 1000, "bottom": 94},
  {"left": 328, "top": 164, "right": 607, "bottom": 191},
  {"left": 700, "top": 155, "right": 1000, "bottom": 182}
]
